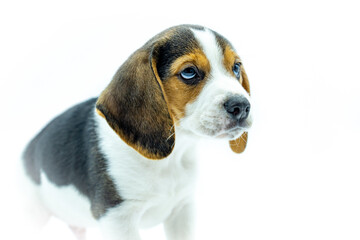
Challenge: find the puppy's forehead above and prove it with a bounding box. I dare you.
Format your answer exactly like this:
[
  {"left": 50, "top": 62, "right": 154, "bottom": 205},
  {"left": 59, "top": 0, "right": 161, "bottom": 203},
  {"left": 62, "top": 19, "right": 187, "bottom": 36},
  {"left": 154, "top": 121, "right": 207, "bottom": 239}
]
[
  {"left": 155, "top": 25, "right": 235, "bottom": 78},
  {"left": 191, "top": 28, "right": 223, "bottom": 66},
  {"left": 191, "top": 28, "right": 239, "bottom": 75}
]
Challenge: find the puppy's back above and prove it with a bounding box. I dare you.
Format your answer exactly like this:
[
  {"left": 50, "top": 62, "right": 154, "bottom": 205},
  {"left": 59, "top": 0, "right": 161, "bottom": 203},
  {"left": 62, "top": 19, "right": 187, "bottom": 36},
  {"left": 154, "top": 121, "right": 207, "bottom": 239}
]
[{"left": 22, "top": 98, "right": 98, "bottom": 193}]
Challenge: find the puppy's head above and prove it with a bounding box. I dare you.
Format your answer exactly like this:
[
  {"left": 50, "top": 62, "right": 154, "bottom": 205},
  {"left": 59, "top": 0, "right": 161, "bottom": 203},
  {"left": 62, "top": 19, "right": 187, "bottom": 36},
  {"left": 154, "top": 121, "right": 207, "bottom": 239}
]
[{"left": 96, "top": 25, "right": 252, "bottom": 159}]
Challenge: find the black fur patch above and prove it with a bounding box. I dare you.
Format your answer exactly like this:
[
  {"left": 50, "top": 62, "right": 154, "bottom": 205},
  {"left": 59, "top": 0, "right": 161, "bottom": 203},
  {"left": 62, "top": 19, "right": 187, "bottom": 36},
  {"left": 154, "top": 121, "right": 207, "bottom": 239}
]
[
  {"left": 155, "top": 26, "right": 202, "bottom": 81},
  {"left": 214, "top": 30, "right": 234, "bottom": 54},
  {"left": 23, "top": 98, "right": 122, "bottom": 219}
]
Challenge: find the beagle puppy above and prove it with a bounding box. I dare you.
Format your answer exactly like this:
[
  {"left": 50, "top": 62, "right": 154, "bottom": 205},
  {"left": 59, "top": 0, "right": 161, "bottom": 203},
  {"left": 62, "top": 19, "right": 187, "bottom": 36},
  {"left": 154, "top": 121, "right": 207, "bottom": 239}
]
[{"left": 22, "top": 24, "right": 252, "bottom": 240}]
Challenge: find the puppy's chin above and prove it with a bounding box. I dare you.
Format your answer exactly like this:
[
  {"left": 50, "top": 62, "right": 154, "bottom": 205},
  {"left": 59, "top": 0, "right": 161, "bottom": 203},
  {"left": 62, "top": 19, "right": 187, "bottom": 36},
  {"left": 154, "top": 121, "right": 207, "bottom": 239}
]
[
  {"left": 189, "top": 126, "right": 246, "bottom": 140},
  {"left": 214, "top": 119, "right": 252, "bottom": 140},
  {"left": 214, "top": 128, "right": 245, "bottom": 140}
]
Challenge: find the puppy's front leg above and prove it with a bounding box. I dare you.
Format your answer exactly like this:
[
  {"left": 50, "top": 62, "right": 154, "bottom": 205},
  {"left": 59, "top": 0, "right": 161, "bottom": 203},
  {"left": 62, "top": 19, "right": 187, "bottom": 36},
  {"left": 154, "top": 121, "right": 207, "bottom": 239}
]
[
  {"left": 164, "top": 202, "right": 195, "bottom": 240},
  {"left": 98, "top": 202, "right": 143, "bottom": 240}
]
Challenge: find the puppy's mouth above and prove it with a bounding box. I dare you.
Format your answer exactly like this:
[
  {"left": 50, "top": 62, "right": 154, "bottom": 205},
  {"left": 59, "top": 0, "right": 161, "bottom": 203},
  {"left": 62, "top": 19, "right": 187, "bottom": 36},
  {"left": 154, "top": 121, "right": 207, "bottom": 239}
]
[
  {"left": 194, "top": 111, "right": 252, "bottom": 139},
  {"left": 212, "top": 119, "right": 252, "bottom": 139},
  {"left": 214, "top": 127, "right": 246, "bottom": 139}
]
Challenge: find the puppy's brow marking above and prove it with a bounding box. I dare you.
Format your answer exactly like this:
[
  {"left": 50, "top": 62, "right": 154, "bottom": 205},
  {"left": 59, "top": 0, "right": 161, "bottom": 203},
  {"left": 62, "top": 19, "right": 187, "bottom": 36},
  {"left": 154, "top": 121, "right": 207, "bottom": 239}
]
[{"left": 191, "top": 28, "right": 223, "bottom": 71}]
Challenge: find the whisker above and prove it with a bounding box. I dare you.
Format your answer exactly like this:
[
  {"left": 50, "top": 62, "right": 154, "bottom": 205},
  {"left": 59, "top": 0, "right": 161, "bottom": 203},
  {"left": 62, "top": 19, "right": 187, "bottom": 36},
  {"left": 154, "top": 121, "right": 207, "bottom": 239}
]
[
  {"left": 230, "top": 133, "right": 247, "bottom": 148},
  {"left": 165, "top": 111, "right": 187, "bottom": 143},
  {"left": 169, "top": 124, "right": 175, "bottom": 133},
  {"left": 166, "top": 130, "right": 175, "bottom": 141},
  {"left": 240, "top": 134, "right": 247, "bottom": 143}
]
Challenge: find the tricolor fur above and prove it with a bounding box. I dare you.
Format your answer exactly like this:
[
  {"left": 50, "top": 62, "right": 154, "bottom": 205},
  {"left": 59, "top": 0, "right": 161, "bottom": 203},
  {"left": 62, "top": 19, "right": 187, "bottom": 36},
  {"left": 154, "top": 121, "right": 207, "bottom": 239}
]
[{"left": 22, "top": 25, "right": 252, "bottom": 240}]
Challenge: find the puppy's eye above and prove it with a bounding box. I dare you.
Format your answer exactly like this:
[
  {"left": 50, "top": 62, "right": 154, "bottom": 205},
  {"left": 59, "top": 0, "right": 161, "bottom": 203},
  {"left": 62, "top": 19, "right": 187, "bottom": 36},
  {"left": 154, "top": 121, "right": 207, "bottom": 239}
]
[
  {"left": 180, "top": 67, "right": 198, "bottom": 80},
  {"left": 233, "top": 62, "right": 241, "bottom": 79}
]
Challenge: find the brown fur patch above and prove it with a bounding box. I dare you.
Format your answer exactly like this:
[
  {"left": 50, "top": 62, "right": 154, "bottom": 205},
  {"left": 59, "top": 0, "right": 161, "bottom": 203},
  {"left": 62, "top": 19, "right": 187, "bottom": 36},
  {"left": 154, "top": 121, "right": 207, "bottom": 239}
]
[
  {"left": 223, "top": 45, "right": 250, "bottom": 94},
  {"left": 223, "top": 45, "right": 241, "bottom": 80},
  {"left": 169, "top": 49, "right": 210, "bottom": 75},
  {"left": 229, "top": 132, "right": 248, "bottom": 154},
  {"left": 162, "top": 49, "right": 210, "bottom": 122},
  {"left": 240, "top": 65, "right": 250, "bottom": 94}
]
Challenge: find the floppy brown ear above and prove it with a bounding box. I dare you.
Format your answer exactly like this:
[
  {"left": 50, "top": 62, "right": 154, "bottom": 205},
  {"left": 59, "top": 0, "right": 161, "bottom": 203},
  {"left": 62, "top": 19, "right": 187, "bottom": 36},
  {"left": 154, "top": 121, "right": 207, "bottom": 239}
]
[
  {"left": 229, "top": 66, "right": 250, "bottom": 154},
  {"left": 96, "top": 46, "right": 175, "bottom": 160}
]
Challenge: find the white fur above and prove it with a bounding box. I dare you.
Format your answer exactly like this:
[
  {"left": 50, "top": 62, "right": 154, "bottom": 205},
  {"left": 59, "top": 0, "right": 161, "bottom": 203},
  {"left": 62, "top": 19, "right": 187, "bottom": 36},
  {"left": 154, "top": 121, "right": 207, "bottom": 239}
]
[
  {"left": 17, "top": 158, "right": 51, "bottom": 234},
  {"left": 39, "top": 173, "right": 97, "bottom": 227}
]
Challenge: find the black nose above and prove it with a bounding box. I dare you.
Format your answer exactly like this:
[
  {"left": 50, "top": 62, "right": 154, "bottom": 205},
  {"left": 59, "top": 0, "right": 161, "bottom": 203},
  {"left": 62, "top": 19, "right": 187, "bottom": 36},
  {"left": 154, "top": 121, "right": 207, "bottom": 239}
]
[{"left": 224, "top": 96, "right": 251, "bottom": 121}]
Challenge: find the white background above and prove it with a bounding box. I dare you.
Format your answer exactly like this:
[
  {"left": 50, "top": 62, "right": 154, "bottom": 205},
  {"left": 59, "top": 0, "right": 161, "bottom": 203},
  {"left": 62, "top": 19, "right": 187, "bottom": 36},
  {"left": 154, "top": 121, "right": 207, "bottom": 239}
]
[{"left": 1, "top": 0, "right": 360, "bottom": 239}]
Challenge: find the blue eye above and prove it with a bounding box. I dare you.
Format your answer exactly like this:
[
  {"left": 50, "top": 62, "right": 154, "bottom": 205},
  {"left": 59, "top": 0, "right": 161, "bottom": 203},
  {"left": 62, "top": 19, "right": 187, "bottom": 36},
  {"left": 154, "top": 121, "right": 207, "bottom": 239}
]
[
  {"left": 233, "top": 62, "right": 241, "bottom": 78},
  {"left": 180, "top": 67, "right": 198, "bottom": 80}
]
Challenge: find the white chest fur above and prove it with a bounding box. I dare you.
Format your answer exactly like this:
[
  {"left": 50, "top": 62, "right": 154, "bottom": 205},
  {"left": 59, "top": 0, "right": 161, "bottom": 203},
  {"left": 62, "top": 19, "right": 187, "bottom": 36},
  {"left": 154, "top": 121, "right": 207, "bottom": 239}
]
[
  {"left": 31, "top": 111, "right": 199, "bottom": 232},
  {"left": 95, "top": 112, "right": 198, "bottom": 228}
]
